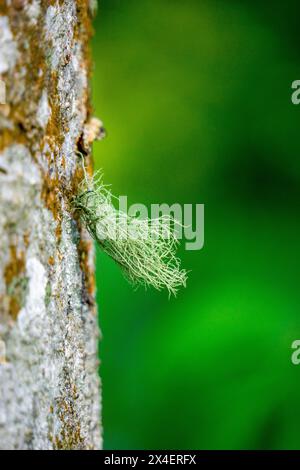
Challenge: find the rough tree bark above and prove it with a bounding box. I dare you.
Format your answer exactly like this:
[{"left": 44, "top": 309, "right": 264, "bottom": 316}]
[{"left": 0, "top": 1, "right": 102, "bottom": 449}]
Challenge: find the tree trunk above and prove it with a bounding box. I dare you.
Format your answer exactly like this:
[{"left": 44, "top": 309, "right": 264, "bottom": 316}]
[{"left": 0, "top": 1, "right": 101, "bottom": 449}]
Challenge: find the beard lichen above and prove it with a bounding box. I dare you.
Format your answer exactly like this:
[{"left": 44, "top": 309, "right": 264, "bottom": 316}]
[{"left": 73, "top": 167, "right": 187, "bottom": 296}]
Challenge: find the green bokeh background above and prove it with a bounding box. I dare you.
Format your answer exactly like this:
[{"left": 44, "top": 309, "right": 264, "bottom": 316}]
[{"left": 92, "top": 0, "right": 300, "bottom": 449}]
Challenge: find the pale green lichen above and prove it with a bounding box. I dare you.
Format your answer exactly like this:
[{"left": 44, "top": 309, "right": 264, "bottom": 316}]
[
  {"left": 7, "top": 276, "right": 29, "bottom": 301},
  {"left": 73, "top": 168, "right": 187, "bottom": 296},
  {"left": 44, "top": 281, "right": 52, "bottom": 307}
]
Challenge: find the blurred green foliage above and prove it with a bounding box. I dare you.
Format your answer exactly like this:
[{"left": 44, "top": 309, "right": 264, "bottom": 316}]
[{"left": 92, "top": 0, "right": 300, "bottom": 449}]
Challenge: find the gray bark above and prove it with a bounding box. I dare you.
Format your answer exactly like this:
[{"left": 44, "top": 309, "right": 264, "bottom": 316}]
[{"left": 0, "top": 1, "right": 102, "bottom": 449}]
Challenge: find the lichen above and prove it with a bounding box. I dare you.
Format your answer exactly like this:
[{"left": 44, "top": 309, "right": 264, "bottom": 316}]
[
  {"left": 3, "top": 246, "right": 27, "bottom": 319},
  {"left": 4, "top": 246, "right": 25, "bottom": 286},
  {"left": 44, "top": 280, "right": 52, "bottom": 307},
  {"left": 53, "top": 382, "right": 84, "bottom": 450},
  {"left": 74, "top": 171, "right": 187, "bottom": 296},
  {"left": 7, "top": 276, "right": 29, "bottom": 320}
]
